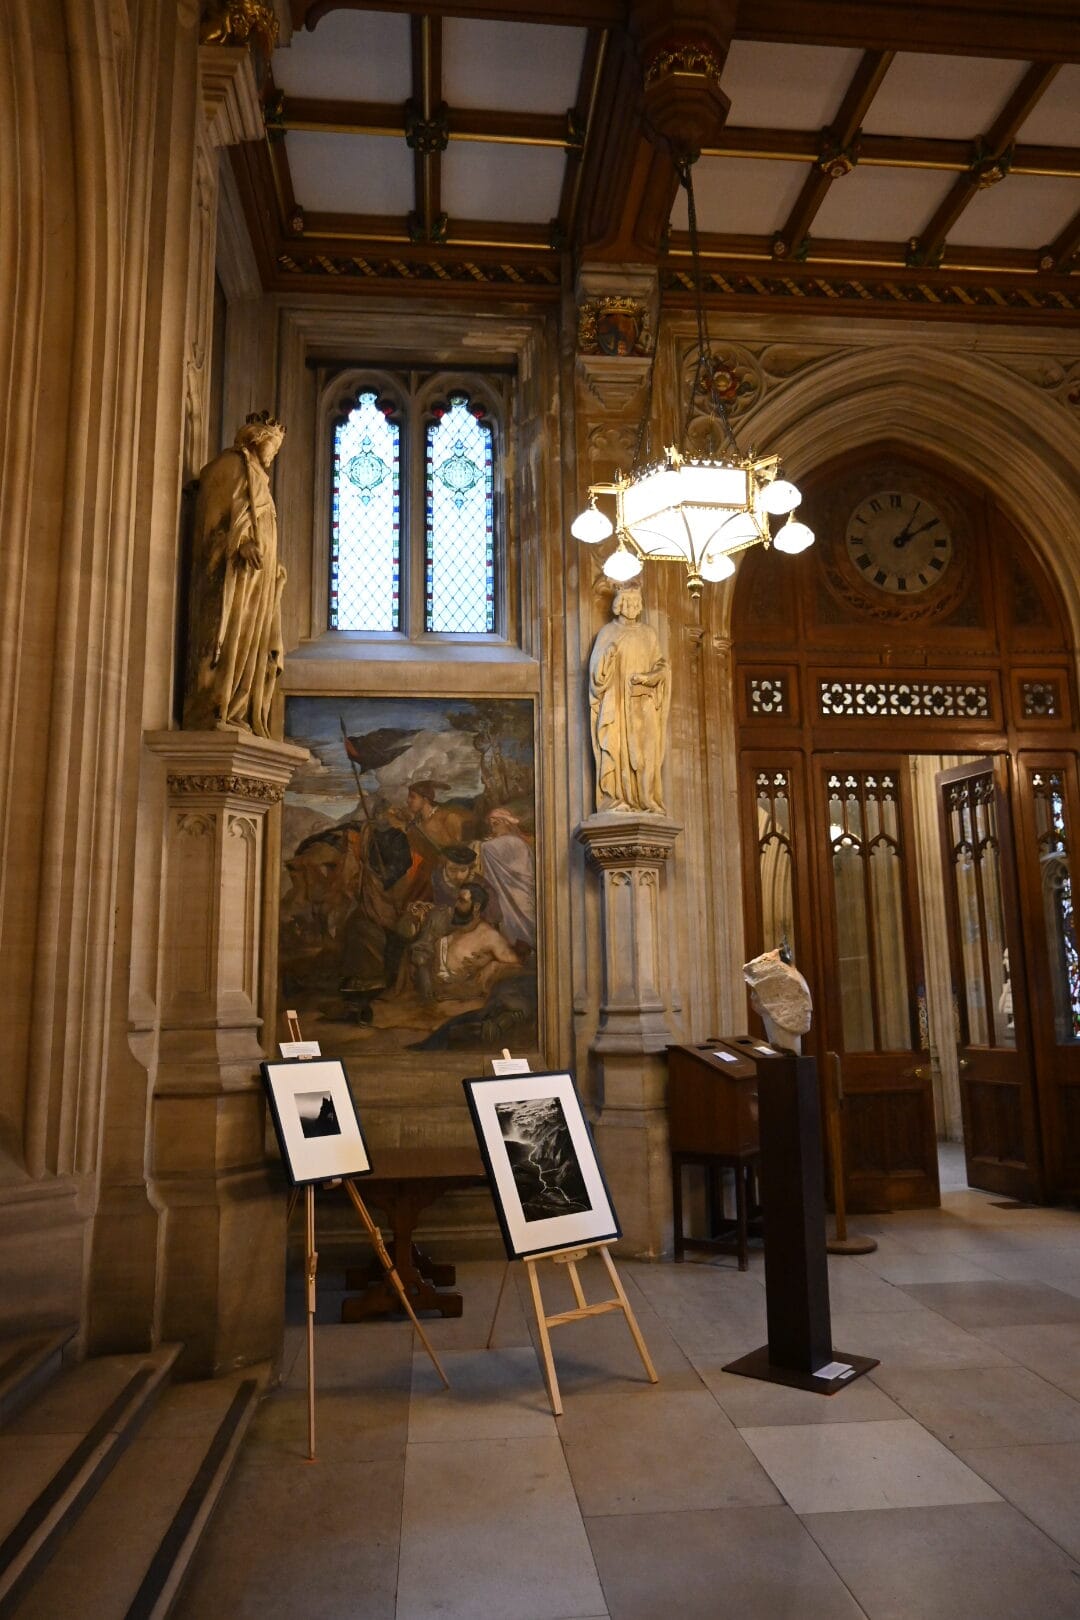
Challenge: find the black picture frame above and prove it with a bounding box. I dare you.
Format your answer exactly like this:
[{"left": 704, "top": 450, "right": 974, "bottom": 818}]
[
  {"left": 463, "top": 1069, "right": 621, "bottom": 1260},
  {"left": 261, "top": 1058, "right": 373, "bottom": 1187}
]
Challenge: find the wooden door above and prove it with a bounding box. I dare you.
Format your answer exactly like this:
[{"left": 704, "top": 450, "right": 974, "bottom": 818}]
[
  {"left": 814, "top": 759, "right": 940, "bottom": 1211},
  {"left": 1013, "top": 755, "right": 1080, "bottom": 1201},
  {"left": 937, "top": 758, "right": 1044, "bottom": 1200}
]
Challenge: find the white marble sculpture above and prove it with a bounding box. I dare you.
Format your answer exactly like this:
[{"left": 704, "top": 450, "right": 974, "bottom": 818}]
[
  {"left": 588, "top": 583, "right": 671, "bottom": 815},
  {"left": 743, "top": 947, "right": 813, "bottom": 1054},
  {"left": 183, "top": 412, "right": 287, "bottom": 737}
]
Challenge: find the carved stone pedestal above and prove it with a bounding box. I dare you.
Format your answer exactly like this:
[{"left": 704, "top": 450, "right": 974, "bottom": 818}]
[
  {"left": 577, "top": 813, "right": 682, "bottom": 1257},
  {"left": 144, "top": 729, "right": 306, "bottom": 1375}
]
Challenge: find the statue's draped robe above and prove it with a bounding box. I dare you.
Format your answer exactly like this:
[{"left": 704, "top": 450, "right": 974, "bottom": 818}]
[
  {"left": 184, "top": 444, "right": 286, "bottom": 735},
  {"left": 588, "top": 616, "right": 671, "bottom": 814}
]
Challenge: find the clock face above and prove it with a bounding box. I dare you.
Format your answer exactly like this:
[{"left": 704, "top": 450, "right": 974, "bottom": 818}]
[{"left": 845, "top": 490, "right": 953, "bottom": 596}]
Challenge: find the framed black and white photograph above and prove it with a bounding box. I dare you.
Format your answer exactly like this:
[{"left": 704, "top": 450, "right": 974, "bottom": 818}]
[
  {"left": 463, "top": 1070, "right": 620, "bottom": 1259},
  {"left": 261, "top": 1059, "right": 372, "bottom": 1186}
]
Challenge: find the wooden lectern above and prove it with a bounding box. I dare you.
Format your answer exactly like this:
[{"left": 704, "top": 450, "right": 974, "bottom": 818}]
[{"left": 666, "top": 1042, "right": 761, "bottom": 1270}]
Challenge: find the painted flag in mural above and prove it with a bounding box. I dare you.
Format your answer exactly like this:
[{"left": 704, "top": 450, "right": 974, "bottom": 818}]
[{"left": 340, "top": 724, "right": 417, "bottom": 773}]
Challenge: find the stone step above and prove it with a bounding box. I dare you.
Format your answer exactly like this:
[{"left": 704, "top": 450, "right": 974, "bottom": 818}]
[
  {"left": 0, "top": 1328, "right": 77, "bottom": 1428},
  {"left": 0, "top": 1344, "right": 182, "bottom": 1614},
  {"left": 6, "top": 1367, "right": 265, "bottom": 1620}
]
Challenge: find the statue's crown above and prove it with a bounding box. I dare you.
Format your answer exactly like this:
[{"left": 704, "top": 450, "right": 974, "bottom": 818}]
[{"left": 245, "top": 410, "right": 283, "bottom": 430}]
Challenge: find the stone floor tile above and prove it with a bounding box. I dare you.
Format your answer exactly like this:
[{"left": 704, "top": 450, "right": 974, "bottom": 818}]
[
  {"left": 740, "top": 1418, "right": 1000, "bottom": 1513},
  {"left": 408, "top": 1346, "right": 555, "bottom": 1441},
  {"left": 802, "top": 1501, "right": 1080, "bottom": 1620},
  {"left": 280, "top": 1319, "right": 414, "bottom": 1393},
  {"left": 559, "top": 1389, "right": 780, "bottom": 1516},
  {"left": 872, "top": 1254, "right": 1006, "bottom": 1286},
  {"left": 176, "top": 1456, "right": 404, "bottom": 1620},
  {"left": 396, "top": 1435, "right": 604, "bottom": 1620},
  {"left": 973, "top": 1321, "right": 1080, "bottom": 1399},
  {"left": 423, "top": 1259, "right": 533, "bottom": 1352},
  {"left": 901, "top": 1279, "right": 1080, "bottom": 1328},
  {"left": 244, "top": 1388, "right": 408, "bottom": 1463},
  {"left": 871, "top": 1363, "right": 1080, "bottom": 1449},
  {"left": 956, "top": 1441, "right": 1080, "bottom": 1561},
  {"left": 587, "top": 1506, "right": 867, "bottom": 1620},
  {"left": 822, "top": 1262, "right": 914, "bottom": 1315},
  {"left": 827, "top": 1307, "right": 1010, "bottom": 1370},
  {"left": 694, "top": 1364, "right": 905, "bottom": 1428}
]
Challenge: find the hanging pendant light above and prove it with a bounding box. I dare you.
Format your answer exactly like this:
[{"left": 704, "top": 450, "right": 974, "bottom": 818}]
[{"left": 573, "top": 160, "right": 814, "bottom": 595}]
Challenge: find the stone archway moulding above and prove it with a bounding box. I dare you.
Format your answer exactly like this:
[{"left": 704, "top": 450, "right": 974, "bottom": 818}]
[{"left": 714, "top": 342, "right": 1080, "bottom": 652}]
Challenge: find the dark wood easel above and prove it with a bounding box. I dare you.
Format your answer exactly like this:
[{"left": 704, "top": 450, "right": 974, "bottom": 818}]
[{"left": 283, "top": 1011, "right": 449, "bottom": 1459}]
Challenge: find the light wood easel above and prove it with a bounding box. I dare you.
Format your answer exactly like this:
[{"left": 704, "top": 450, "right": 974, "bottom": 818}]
[
  {"left": 487, "top": 1241, "right": 658, "bottom": 1417},
  {"left": 483, "top": 1050, "right": 658, "bottom": 1416},
  {"left": 283, "top": 1012, "right": 449, "bottom": 1460}
]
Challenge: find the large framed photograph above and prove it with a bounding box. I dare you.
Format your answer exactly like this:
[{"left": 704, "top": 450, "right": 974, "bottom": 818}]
[
  {"left": 463, "top": 1070, "right": 620, "bottom": 1260},
  {"left": 261, "top": 1059, "right": 372, "bottom": 1187}
]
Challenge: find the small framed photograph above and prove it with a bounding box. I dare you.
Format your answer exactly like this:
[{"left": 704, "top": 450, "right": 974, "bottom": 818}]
[
  {"left": 463, "top": 1070, "right": 620, "bottom": 1260},
  {"left": 260, "top": 1059, "right": 372, "bottom": 1187}
]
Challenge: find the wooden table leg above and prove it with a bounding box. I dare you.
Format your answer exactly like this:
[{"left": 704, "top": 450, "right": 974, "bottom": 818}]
[{"left": 671, "top": 1154, "right": 685, "bottom": 1262}]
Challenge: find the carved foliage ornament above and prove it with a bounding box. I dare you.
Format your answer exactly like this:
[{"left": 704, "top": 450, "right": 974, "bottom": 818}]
[
  {"left": 199, "top": 0, "right": 278, "bottom": 55},
  {"left": 643, "top": 42, "right": 724, "bottom": 87},
  {"left": 588, "top": 843, "right": 673, "bottom": 866},
  {"left": 168, "top": 772, "right": 285, "bottom": 803}
]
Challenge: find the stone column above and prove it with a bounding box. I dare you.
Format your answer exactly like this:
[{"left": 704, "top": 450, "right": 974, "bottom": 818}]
[
  {"left": 144, "top": 729, "right": 306, "bottom": 1375},
  {"left": 577, "top": 813, "right": 682, "bottom": 1257}
]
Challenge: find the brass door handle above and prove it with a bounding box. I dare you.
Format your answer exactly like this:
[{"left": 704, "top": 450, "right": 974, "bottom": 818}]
[
  {"left": 904, "top": 1065, "right": 930, "bottom": 1079},
  {"left": 958, "top": 1058, "right": 970, "bottom": 1071}
]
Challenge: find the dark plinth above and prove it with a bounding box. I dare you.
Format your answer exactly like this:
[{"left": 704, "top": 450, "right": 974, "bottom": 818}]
[
  {"left": 341, "top": 1147, "right": 488, "bottom": 1320},
  {"left": 718, "top": 1038, "right": 879, "bottom": 1394}
]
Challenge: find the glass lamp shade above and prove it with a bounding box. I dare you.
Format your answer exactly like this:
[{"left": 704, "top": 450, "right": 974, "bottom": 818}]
[
  {"left": 602, "top": 545, "right": 643, "bottom": 582},
  {"left": 758, "top": 478, "right": 802, "bottom": 516},
  {"left": 772, "top": 515, "right": 815, "bottom": 554},
  {"left": 570, "top": 501, "right": 614, "bottom": 544},
  {"left": 700, "top": 551, "right": 737, "bottom": 581},
  {"left": 621, "top": 460, "right": 753, "bottom": 561}
]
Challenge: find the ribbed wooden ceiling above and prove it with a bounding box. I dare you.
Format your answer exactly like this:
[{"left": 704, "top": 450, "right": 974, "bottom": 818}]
[{"left": 232, "top": 1, "right": 1080, "bottom": 319}]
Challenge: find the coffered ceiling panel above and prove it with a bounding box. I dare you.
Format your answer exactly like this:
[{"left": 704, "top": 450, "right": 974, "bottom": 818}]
[
  {"left": 440, "top": 142, "right": 566, "bottom": 224},
  {"left": 811, "top": 164, "right": 957, "bottom": 240},
  {"left": 721, "top": 41, "right": 864, "bottom": 130},
  {"left": 672, "top": 158, "right": 810, "bottom": 236},
  {"left": 248, "top": 3, "right": 1080, "bottom": 319},
  {"left": 860, "top": 53, "right": 1028, "bottom": 139},
  {"left": 273, "top": 10, "right": 411, "bottom": 102},
  {"left": 442, "top": 19, "right": 587, "bottom": 113},
  {"left": 1014, "top": 65, "right": 1080, "bottom": 145},
  {"left": 287, "top": 131, "right": 414, "bottom": 215},
  {"left": 950, "top": 175, "right": 1080, "bottom": 249}
]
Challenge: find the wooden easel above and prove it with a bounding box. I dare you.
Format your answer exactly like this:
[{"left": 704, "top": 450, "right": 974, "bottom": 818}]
[
  {"left": 487, "top": 1241, "right": 658, "bottom": 1417},
  {"left": 483, "top": 1049, "right": 658, "bottom": 1416},
  {"left": 282, "top": 1012, "right": 449, "bottom": 1461}
]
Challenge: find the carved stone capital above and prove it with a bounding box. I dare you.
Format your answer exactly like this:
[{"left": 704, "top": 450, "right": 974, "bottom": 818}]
[
  {"left": 166, "top": 772, "right": 285, "bottom": 803},
  {"left": 146, "top": 727, "right": 309, "bottom": 802},
  {"left": 577, "top": 811, "right": 683, "bottom": 871},
  {"left": 576, "top": 353, "right": 653, "bottom": 416}
]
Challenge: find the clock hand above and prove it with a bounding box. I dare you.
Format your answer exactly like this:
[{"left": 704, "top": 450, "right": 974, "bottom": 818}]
[{"left": 893, "top": 516, "right": 941, "bottom": 549}]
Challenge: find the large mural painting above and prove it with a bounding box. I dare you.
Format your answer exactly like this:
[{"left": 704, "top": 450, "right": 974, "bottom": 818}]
[{"left": 280, "top": 696, "right": 538, "bottom": 1055}]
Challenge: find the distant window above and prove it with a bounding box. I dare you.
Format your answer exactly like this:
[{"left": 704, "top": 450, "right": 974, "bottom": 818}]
[{"left": 328, "top": 373, "right": 503, "bottom": 639}]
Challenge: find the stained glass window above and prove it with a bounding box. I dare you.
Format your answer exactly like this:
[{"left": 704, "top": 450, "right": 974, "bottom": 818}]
[
  {"left": 425, "top": 393, "right": 495, "bottom": 634},
  {"left": 330, "top": 391, "right": 400, "bottom": 631}
]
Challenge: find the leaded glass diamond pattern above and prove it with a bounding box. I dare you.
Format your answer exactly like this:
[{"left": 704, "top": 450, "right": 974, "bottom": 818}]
[
  {"left": 330, "top": 392, "right": 400, "bottom": 630},
  {"left": 425, "top": 394, "right": 494, "bottom": 634}
]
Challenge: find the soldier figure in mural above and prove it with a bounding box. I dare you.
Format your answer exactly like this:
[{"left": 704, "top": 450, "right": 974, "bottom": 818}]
[
  {"left": 588, "top": 582, "right": 671, "bottom": 815},
  {"left": 183, "top": 411, "right": 287, "bottom": 736}
]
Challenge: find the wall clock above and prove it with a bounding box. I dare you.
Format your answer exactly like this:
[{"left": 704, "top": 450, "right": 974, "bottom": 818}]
[{"left": 845, "top": 489, "right": 954, "bottom": 596}]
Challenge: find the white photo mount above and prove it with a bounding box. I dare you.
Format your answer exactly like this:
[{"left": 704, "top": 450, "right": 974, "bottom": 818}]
[{"left": 261, "top": 1058, "right": 372, "bottom": 1187}]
